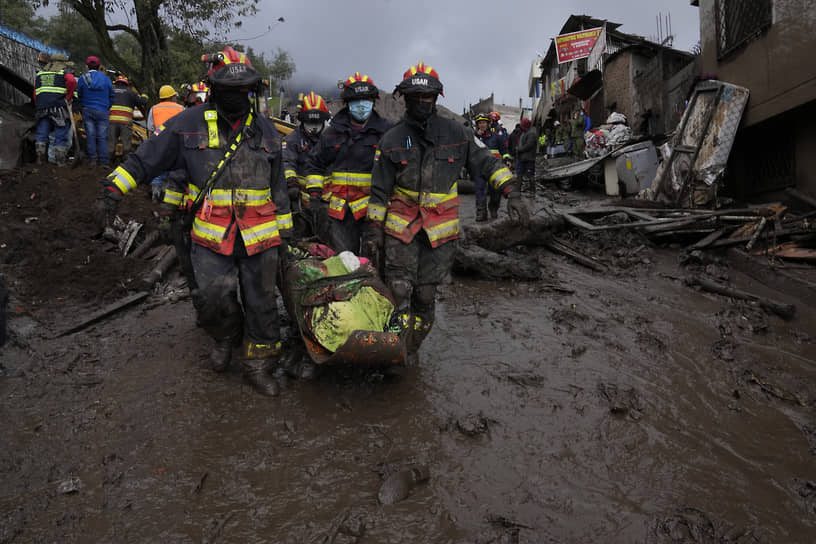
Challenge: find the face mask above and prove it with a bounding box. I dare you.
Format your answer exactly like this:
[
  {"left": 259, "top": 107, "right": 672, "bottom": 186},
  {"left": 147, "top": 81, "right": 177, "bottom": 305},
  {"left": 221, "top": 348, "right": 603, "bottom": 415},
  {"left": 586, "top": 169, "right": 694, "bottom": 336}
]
[
  {"left": 211, "top": 88, "right": 250, "bottom": 117},
  {"left": 303, "top": 121, "right": 323, "bottom": 136},
  {"left": 348, "top": 100, "right": 373, "bottom": 122},
  {"left": 405, "top": 98, "right": 436, "bottom": 123}
]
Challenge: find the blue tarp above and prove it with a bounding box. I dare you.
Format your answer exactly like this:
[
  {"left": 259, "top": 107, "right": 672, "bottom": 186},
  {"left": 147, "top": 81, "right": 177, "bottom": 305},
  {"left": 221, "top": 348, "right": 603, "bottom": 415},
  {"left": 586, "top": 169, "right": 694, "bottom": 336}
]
[{"left": 0, "top": 23, "right": 68, "bottom": 57}]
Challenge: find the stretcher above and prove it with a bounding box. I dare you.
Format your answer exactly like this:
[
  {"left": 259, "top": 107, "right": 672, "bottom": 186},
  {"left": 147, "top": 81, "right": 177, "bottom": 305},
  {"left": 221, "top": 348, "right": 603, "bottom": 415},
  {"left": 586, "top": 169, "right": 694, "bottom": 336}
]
[{"left": 280, "top": 243, "right": 405, "bottom": 366}]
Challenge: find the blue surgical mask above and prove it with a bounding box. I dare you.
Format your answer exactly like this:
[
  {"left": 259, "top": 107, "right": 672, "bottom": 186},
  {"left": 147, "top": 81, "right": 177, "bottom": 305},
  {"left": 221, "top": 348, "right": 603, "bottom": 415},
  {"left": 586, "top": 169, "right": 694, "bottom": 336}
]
[{"left": 348, "top": 99, "right": 373, "bottom": 122}]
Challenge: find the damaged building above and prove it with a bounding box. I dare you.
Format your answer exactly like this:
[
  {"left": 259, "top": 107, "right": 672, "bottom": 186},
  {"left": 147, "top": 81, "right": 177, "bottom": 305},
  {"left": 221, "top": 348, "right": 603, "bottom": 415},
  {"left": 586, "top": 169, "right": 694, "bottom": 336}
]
[
  {"left": 530, "top": 14, "right": 699, "bottom": 138},
  {"left": 691, "top": 0, "right": 816, "bottom": 197}
]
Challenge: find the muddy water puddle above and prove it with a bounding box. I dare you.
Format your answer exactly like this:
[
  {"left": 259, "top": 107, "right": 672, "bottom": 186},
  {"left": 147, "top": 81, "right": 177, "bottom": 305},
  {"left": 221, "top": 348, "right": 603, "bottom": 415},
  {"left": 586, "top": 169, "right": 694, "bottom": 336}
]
[{"left": 2, "top": 250, "right": 815, "bottom": 542}]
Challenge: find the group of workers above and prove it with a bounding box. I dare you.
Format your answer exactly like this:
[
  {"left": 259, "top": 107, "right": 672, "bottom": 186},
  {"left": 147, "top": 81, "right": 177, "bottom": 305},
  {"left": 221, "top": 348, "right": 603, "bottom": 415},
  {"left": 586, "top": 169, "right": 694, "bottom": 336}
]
[
  {"left": 471, "top": 111, "right": 540, "bottom": 221},
  {"left": 89, "top": 47, "right": 530, "bottom": 397},
  {"left": 33, "top": 52, "right": 206, "bottom": 169}
]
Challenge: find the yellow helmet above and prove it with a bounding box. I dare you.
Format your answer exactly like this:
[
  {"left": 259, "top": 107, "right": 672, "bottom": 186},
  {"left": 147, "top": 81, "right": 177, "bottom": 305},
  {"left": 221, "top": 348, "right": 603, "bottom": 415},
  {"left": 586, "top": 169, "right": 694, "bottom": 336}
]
[{"left": 159, "top": 85, "right": 177, "bottom": 99}]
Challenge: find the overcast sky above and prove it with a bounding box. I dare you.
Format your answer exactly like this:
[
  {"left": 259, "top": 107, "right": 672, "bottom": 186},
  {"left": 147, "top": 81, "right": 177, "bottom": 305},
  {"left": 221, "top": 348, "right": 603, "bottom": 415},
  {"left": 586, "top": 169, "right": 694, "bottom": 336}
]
[{"left": 230, "top": 0, "right": 701, "bottom": 113}]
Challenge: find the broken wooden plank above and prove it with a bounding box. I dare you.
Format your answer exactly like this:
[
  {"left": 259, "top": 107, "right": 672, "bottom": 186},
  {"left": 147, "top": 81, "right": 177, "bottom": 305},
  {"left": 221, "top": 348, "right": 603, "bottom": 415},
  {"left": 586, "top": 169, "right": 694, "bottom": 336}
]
[
  {"left": 55, "top": 291, "right": 150, "bottom": 337},
  {"left": 688, "top": 226, "right": 729, "bottom": 249},
  {"left": 745, "top": 217, "right": 767, "bottom": 251},
  {"left": 141, "top": 246, "right": 178, "bottom": 289},
  {"left": 544, "top": 239, "right": 607, "bottom": 272},
  {"left": 129, "top": 230, "right": 160, "bottom": 259},
  {"left": 684, "top": 275, "right": 795, "bottom": 319}
]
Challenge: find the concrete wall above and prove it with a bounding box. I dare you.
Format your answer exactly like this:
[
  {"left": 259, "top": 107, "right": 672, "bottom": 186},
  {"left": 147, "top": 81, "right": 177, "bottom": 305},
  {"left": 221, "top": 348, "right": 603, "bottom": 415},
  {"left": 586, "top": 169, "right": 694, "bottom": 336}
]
[{"left": 698, "top": 0, "right": 816, "bottom": 127}]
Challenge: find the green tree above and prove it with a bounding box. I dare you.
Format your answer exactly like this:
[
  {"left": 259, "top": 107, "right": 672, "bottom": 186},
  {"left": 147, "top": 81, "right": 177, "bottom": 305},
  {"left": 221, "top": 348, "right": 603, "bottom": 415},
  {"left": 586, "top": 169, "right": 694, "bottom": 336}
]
[{"left": 60, "top": 0, "right": 261, "bottom": 101}]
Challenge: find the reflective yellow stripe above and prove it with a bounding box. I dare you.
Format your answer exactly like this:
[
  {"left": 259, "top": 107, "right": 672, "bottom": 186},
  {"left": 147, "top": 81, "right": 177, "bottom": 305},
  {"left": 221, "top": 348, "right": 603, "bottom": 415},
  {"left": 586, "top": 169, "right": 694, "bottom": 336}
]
[
  {"left": 368, "top": 203, "right": 386, "bottom": 222},
  {"left": 110, "top": 105, "right": 134, "bottom": 113},
  {"left": 329, "top": 196, "right": 345, "bottom": 213},
  {"left": 425, "top": 218, "right": 459, "bottom": 243},
  {"left": 109, "top": 166, "right": 137, "bottom": 194},
  {"left": 349, "top": 196, "right": 369, "bottom": 215},
  {"left": 276, "top": 212, "right": 293, "bottom": 231},
  {"left": 284, "top": 169, "right": 297, "bottom": 178},
  {"left": 385, "top": 213, "right": 410, "bottom": 233},
  {"left": 35, "top": 86, "right": 66, "bottom": 95},
  {"left": 205, "top": 110, "right": 219, "bottom": 148},
  {"left": 242, "top": 220, "right": 280, "bottom": 246},
  {"left": 330, "top": 171, "right": 371, "bottom": 186},
  {"left": 205, "top": 188, "right": 270, "bottom": 206},
  {"left": 489, "top": 167, "right": 513, "bottom": 189},
  {"left": 394, "top": 182, "right": 458, "bottom": 207},
  {"left": 163, "top": 190, "right": 183, "bottom": 206},
  {"left": 305, "top": 174, "right": 325, "bottom": 191},
  {"left": 192, "top": 217, "right": 227, "bottom": 242}
]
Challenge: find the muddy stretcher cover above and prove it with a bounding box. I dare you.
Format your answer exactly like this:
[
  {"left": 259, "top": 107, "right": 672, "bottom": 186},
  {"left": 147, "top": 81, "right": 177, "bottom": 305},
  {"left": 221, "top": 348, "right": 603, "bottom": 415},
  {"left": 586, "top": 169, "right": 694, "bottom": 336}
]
[{"left": 284, "top": 244, "right": 396, "bottom": 354}]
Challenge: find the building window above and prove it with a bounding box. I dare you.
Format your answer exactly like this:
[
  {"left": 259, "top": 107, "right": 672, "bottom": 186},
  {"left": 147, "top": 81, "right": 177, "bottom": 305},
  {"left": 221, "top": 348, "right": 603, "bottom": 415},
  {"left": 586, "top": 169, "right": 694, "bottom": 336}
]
[{"left": 717, "top": 0, "right": 772, "bottom": 59}]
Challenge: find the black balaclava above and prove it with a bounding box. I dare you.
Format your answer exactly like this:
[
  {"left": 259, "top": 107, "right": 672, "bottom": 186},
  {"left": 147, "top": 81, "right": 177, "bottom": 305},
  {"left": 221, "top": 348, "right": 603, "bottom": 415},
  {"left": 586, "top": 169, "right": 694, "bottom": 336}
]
[
  {"left": 405, "top": 97, "right": 436, "bottom": 123},
  {"left": 211, "top": 88, "right": 251, "bottom": 120}
]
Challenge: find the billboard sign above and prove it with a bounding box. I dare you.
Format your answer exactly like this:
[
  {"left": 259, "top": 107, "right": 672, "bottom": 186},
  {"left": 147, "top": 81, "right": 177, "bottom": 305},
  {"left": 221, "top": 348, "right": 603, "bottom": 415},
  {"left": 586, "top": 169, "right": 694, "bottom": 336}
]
[{"left": 556, "top": 27, "right": 603, "bottom": 64}]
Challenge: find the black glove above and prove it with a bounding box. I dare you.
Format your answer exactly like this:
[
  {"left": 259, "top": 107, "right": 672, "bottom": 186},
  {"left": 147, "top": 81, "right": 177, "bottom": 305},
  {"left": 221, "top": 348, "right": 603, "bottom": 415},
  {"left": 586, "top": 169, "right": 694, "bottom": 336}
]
[
  {"left": 505, "top": 185, "right": 530, "bottom": 225},
  {"left": 286, "top": 177, "right": 300, "bottom": 202},
  {"left": 363, "top": 222, "right": 384, "bottom": 258},
  {"left": 93, "top": 187, "right": 122, "bottom": 230}
]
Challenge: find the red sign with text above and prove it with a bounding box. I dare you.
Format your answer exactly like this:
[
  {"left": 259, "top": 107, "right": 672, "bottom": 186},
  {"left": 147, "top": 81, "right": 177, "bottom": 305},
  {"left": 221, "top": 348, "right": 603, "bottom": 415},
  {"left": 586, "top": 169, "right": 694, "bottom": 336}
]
[{"left": 556, "top": 28, "right": 602, "bottom": 64}]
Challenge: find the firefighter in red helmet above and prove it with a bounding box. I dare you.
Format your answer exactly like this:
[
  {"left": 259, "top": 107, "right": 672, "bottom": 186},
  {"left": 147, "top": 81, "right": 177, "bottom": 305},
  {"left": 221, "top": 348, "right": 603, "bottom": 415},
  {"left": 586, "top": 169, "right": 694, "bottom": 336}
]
[
  {"left": 304, "top": 72, "right": 393, "bottom": 252},
  {"left": 282, "top": 91, "right": 331, "bottom": 240},
  {"left": 94, "top": 46, "right": 293, "bottom": 396},
  {"left": 367, "top": 62, "right": 529, "bottom": 363}
]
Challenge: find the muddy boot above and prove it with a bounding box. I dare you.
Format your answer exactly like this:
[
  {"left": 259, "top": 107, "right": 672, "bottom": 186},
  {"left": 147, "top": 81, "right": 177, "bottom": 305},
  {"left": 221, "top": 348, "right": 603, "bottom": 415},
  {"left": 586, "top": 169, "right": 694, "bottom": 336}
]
[
  {"left": 242, "top": 358, "right": 280, "bottom": 397},
  {"left": 54, "top": 146, "right": 68, "bottom": 166},
  {"left": 242, "top": 341, "right": 283, "bottom": 396},
  {"left": 297, "top": 360, "right": 318, "bottom": 380},
  {"left": 35, "top": 142, "right": 47, "bottom": 165},
  {"left": 210, "top": 338, "right": 233, "bottom": 373},
  {"left": 488, "top": 204, "right": 499, "bottom": 220},
  {"left": 475, "top": 201, "right": 488, "bottom": 222}
]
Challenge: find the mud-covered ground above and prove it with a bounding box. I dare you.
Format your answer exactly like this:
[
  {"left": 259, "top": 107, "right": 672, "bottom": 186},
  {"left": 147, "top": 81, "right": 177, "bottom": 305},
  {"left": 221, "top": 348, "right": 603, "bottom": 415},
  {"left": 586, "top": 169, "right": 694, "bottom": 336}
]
[{"left": 1, "top": 164, "right": 815, "bottom": 543}]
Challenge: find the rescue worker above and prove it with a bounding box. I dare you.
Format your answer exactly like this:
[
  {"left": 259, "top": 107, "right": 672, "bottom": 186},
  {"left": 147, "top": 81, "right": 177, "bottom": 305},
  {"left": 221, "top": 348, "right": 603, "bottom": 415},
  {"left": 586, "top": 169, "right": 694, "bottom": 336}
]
[
  {"left": 146, "top": 85, "right": 185, "bottom": 201},
  {"left": 108, "top": 76, "right": 147, "bottom": 163},
  {"left": 183, "top": 81, "right": 209, "bottom": 108},
  {"left": 570, "top": 109, "right": 586, "bottom": 159},
  {"left": 76, "top": 56, "right": 114, "bottom": 166},
  {"left": 33, "top": 51, "right": 76, "bottom": 165},
  {"left": 516, "top": 118, "right": 538, "bottom": 196},
  {"left": 366, "top": 62, "right": 529, "bottom": 362},
  {"left": 473, "top": 112, "right": 507, "bottom": 220},
  {"left": 93, "top": 46, "right": 293, "bottom": 396},
  {"left": 282, "top": 91, "right": 330, "bottom": 239},
  {"left": 304, "top": 72, "right": 392, "bottom": 253}
]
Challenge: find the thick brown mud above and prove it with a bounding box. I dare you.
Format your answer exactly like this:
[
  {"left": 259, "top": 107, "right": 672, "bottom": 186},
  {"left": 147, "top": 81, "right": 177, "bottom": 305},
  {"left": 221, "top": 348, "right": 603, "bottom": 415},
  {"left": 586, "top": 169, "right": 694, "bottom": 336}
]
[{"left": 1, "top": 166, "right": 815, "bottom": 543}]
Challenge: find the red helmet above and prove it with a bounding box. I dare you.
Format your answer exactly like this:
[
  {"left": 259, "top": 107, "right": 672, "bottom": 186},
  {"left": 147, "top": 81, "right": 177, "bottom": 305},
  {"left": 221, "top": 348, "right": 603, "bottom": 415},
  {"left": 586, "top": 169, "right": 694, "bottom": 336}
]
[
  {"left": 86, "top": 56, "right": 100, "bottom": 69},
  {"left": 395, "top": 61, "right": 444, "bottom": 97},
  {"left": 298, "top": 92, "right": 330, "bottom": 122},
  {"left": 341, "top": 72, "right": 378, "bottom": 101},
  {"left": 184, "top": 81, "right": 210, "bottom": 106},
  {"left": 202, "top": 46, "right": 261, "bottom": 88},
  {"left": 114, "top": 76, "right": 129, "bottom": 86},
  {"left": 489, "top": 111, "right": 501, "bottom": 122}
]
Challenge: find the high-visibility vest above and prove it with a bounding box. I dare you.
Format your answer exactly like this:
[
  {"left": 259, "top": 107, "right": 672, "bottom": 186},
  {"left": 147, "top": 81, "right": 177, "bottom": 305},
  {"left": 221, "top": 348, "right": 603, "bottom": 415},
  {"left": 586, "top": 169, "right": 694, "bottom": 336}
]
[
  {"left": 34, "top": 70, "right": 67, "bottom": 109},
  {"left": 151, "top": 101, "right": 184, "bottom": 128}
]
